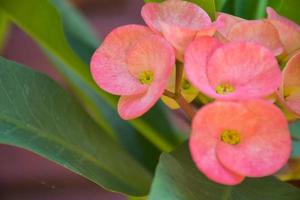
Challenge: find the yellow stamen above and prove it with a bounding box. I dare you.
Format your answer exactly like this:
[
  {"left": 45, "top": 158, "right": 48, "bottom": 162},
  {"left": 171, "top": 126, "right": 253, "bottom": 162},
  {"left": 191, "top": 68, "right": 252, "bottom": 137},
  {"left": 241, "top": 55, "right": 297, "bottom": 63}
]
[
  {"left": 220, "top": 130, "right": 240, "bottom": 145},
  {"left": 216, "top": 83, "right": 235, "bottom": 95},
  {"left": 139, "top": 71, "right": 154, "bottom": 84}
]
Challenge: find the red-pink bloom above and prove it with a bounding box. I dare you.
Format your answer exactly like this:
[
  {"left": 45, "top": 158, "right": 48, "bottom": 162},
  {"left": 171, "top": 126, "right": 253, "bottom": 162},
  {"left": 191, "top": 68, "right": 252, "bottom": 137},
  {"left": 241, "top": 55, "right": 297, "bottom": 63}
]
[
  {"left": 141, "top": 0, "right": 214, "bottom": 61},
  {"left": 190, "top": 100, "right": 291, "bottom": 185},
  {"left": 185, "top": 36, "right": 282, "bottom": 100},
  {"left": 215, "top": 12, "right": 283, "bottom": 55},
  {"left": 267, "top": 7, "right": 300, "bottom": 58},
  {"left": 91, "top": 25, "right": 175, "bottom": 120},
  {"left": 278, "top": 51, "right": 300, "bottom": 117}
]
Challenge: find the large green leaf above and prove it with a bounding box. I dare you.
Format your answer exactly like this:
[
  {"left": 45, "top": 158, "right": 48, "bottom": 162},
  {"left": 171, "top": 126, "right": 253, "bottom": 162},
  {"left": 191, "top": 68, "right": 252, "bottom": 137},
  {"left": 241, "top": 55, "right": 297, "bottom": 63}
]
[
  {"left": 144, "top": 0, "right": 216, "bottom": 20},
  {"left": 268, "top": 0, "right": 300, "bottom": 24},
  {"left": 0, "top": 0, "right": 182, "bottom": 153},
  {"left": 0, "top": 57, "right": 152, "bottom": 196},
  {"left": 290, "top": 121, "right": 300, "bottom": 140},
  {"left": 221, "top": 0, "right": 300, "bottom": 22},
  {"left": 0, "top": 10, "right": 9, "bottom": 52},
  {"left": 47, "top": 0, "right": 162, "bottom": 171},
  {"left": 149, "top": 142, "right": 300, "bottom": 200},
  {"left": 49, "top": 0, "right": 99, "bottom": 64},
  {"left": 290, "top": 121, "right": 300, "bottom": 158},
  {"left": 234, "top": 0, "right": 268, "bottom": 19}
]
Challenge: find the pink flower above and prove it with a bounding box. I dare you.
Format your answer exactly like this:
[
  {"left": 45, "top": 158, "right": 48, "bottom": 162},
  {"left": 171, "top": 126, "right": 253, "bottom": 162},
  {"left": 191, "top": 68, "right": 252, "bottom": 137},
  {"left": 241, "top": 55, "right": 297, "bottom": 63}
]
[
  {"left": 278, "top": 50, "right": 300, "bottom": 117},
  {"left": 185, "top": 36, "right": 282, "bottom": 100},
  {"left": 189, "top": 100, "right": 291, "bottom": 185},
  {"left": 141, "top": 0, "right": 215, "bottom": 61},
  {"left": 215, "top": 12, "right": 283, "bottom": 55},
  {"left": 267, "top": 7, "right": 300, "bottom": 58},
  {"left": 91, "top": 25, "right": 175, "bottom": 120}
]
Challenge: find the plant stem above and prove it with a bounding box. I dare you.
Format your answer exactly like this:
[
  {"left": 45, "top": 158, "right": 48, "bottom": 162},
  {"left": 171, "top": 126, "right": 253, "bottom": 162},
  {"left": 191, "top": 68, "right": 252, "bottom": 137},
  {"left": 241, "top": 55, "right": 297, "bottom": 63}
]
[
  {"left": 162, "top": 61, "right": 197, "bottom": 119},
  {"left": 176, "top": 94, "right": 196, "bottom": 119},
  {"left": 175, "top": 61, "right": 184, "bottom": 96},
  {"left": 163, "top": 90, "right": 196, "bottom": 120}
]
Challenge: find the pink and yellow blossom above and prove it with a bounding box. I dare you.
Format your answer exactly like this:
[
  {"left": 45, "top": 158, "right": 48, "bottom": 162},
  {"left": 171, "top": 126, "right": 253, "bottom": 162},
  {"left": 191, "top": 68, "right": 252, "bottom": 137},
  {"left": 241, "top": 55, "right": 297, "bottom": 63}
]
[
  {"left": 91, "top": 25, "right": 175, "bottom": 120},
  {"left": 190, "top": 100, "right": 291, "bottom": 185},
  {"left": 185, "top": 36, "right": 282, "bottom": 100},
  {"left": 215, "top": 12, "right": 283, "bottom": 55},
  {"left": 141, "top": 0, "right": 215, "bottom": 61},
  {"left": 266, "top": 7, "right": 300, "bottom": 59},
  {"left": 278, "top": 51, "right": 300, "bottom": 117}
]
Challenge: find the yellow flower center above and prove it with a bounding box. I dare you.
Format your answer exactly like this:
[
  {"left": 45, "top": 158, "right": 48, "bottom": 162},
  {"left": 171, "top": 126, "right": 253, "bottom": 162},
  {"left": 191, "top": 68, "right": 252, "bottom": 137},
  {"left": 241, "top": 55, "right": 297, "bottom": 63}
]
[
  {"left": 215, "top": 83, "right": 235, "bottom": 95},
  {"left": 139, "top": 71, "right": 154, "bottom": 85},
  {"left": 220, "top": 130, "right": 240, "bottom": 145}
]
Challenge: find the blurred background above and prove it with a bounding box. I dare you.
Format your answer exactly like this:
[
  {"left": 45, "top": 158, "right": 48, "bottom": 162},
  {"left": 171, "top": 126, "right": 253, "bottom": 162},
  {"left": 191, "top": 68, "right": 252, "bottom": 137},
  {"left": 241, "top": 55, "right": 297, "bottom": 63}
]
[{"left": 0, "top": 0, "right": 145, "bottom": 199}]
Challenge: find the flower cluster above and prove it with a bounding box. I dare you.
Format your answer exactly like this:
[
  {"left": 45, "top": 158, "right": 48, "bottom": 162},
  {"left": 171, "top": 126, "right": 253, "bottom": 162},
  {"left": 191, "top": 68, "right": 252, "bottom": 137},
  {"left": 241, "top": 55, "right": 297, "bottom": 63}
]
[{"left": 90, "top": 0, "right": 299, "bottom": 185}]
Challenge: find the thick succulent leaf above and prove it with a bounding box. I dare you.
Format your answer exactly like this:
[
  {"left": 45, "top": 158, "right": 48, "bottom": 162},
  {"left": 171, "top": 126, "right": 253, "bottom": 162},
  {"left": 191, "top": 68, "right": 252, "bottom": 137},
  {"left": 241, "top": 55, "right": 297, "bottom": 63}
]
[
  {"left": 0, "top": 0, "right": 182, "bottom": 154},
  {"left": 0, "top": 57, "right": 152, "bottom": 196},
  {"left": 0, "top": 11, "right": 10, "bottom": 52},
  {"left": 48, "top": 0, "right": 163, "bottom": 171},
  {"left": 290, "top": 121, "right": 300, "bottom": 140},
  {"left": 221, "top": 0, "right": 300, "bottom": 22},
  {"left": 149, "top": 142, "right": 300, "bottom": 200},
  {"left": 268, "top": 0, "right": 300, "bottom": 25},
  {"left": 50, "top": 0, "right": 100, "bottom": 64}
]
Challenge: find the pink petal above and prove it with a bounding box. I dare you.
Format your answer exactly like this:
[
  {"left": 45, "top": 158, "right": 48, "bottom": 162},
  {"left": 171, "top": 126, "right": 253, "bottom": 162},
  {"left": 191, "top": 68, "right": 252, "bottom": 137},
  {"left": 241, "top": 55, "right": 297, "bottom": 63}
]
[
  {"left": 118, "top": 81, "right": 168, "bottom": 120},
  {"left": 281, "top": 51, "right": 300, "bottom": 116},
  {"left": 267, "top": 7, "right": 300, "bottom": 32},
  {"left": 282, "top": 51, "right": 300, "bottom": 89},
  {"left": 285, "top": 94, "right": 300, "bottom": 116},
  {"left": 141, "top": 0, "right": 212, "bottom": 58},
  {"left": 184, "top": 36, "right": 222, "bottom": 97},
  {"left": 91, "top": 25, "right": 152, "bottom": 95},
  {"left": 127, "top": 34, "right": 175, "bottom": 80},
  {"left": 228, "top": 20, "right": 283, "bottom": 55},
  {"left": 267, "top": 7, "right": 300, "bottom": 57},
  {"left": 216, "top": 100, "right": 291, "bottom": 177},
  {"left": 118, "top": 35, "right": 175, "bottom": 120},
  {"left": 206, "top": 42, "right": 282, "bottom": 100},
  {"left": 190, "top": 101, "right": 245, "bottom": 185},
  {"left": 215, "top": 12, "right": 244, "bottom": 36}
]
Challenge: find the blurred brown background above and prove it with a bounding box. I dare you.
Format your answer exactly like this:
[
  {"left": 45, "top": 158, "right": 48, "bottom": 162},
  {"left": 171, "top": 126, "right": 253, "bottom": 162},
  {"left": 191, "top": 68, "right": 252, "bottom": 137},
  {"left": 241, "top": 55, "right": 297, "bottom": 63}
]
[{"left": 0, "top": 0, "right": 145, "bottom": 199}]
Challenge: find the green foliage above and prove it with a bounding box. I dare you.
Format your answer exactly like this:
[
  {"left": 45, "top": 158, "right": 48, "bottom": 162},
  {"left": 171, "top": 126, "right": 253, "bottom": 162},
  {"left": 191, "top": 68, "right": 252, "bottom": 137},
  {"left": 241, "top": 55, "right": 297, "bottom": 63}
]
[
  {"left": 0, "top": 11, "right": 9, "bottom": 52},
  {"left": 0, "top": 57, "right": 152, "bottom": 196},
  {"left": 268, "top": 0, "right": 300, "bottom": 24},
  {"left": 149, "top": 142, "right": 300, "bottom": 200},
  {"left": 290, "top": 121, "right": 300, "bottom": 140},
  {"left": 0, "top": 0, "right": 182, "bottom": 155},
  {"left": 220, "top": 0, "right": 300, "bottom": 23},
  {"left": 48, "top": 0, "right": 164, "bottom": 171},
  {"left": 290, "top": 121, "right": 300, "bottom": 158}
]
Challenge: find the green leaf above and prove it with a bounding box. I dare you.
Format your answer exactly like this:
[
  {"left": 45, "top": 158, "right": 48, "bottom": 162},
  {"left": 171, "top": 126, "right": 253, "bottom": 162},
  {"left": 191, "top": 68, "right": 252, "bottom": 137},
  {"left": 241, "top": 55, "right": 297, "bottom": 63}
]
[
  {"left": 268, "top": 0, "right": 300, "bottom": 25},
  {"left": 292, "top": 141, "right": 300, "bottom": 158},
  {"left": 48, "top": 0, "right": 182, "bottom": 157},
  {"left": 0, "top": 0, "right": 182, "bottom": 153},
  {"left": 0, "top": 57, "right": 152, "bottom": 196},
  {"left": 49, "top": 0, "right": 99, "bottom": 64},
  {"left": 189, "top": 0, "right": 216, "bottom": 20},
  {"left": 149, "top": 142, "right": 300, "bottom": 200},
  {"left": 221, "top": 0, "right": 268, "bottom": 19},
  {"left": 215, "top": 0, "right": 227, "bottom": 11},
  {"left": 0, "top": 10, "right": 10, "bottom": 53},
  {"left": 290, "top": 121, "right": 300, "bottom": 140},
  {"left": 290, "top": 121, "right": 300, "bottom": 158},
  {"left": 144, "top": 0, "right": 216, "bottom": 20}
]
